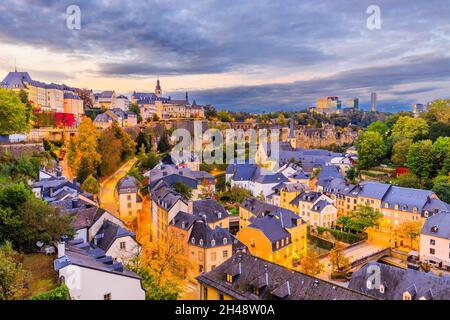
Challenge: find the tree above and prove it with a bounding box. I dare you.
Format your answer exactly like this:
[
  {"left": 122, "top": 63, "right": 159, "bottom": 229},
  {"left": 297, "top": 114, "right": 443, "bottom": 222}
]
[
  {"left": 432, "top": 137, "right": 450, "bottom": 175},
  {"left": 18, "top": 90, "right": 33, "bottom": 124},
  {"left": 0, "top": 88, "right": 29, "bottom": 135},
  {"left": 75, "top": 117, "right": 100, "bottom": 172},
  {"left": 128, "top": 103, "right": 142, "bottom": 123},
  {"left": 98, "top": 126, "right": 122, "bottom": 176},
  {"left": 172, "top": 181, "right": 192, "bottom": 200},
  {"left": 427, "top": 99, "right": 450, "bottom": 124},
  {"left": 356, "top": 131, "right": 386, "bottom": 169},
  {"left": 224, "top": 186, "right": 252, "bottom": 204},
  {"left": 0, "top": 242, "right": 29, "bottom": 300},
  {"left": 76, "top": 156, "right": 94, "bottom": 183},
  {"left": 391, "top": 139, "right": 412, "bottom": 166},
  {"left": 135, "top": 131, "right": 150, "bottom": 153},
  {"left": 393, "top": 173, "right": 421, "bottom": 188},
  {"left": 138, "top": 147, "right": 160, "bottom": 170},
  {"left": 81, "top": 175, "right": 100, "bottom": 195},
  {"left": 367, "top": 121, "right": 388, "bottom": 137},
  {"left": 299, "top": 251, "right": 323, "bottom": 276},
  {"left": 392, "top": 116, "right": 429, "bottom": 141},
  {"left": 407, "top": 140, "right": 435, "bottom": 180},
  {"left": 397, "top": 221, "right": 422, "bottom": 249},
  {"left": 348, "top": 205, "right": 383, "bottom": 233},
  {"left": 329, "top": 244, "right": 350, "bottom": 272},
  {"left": 30, "top": 283, "right": 70, "bottom": 300},
  {"left": 276, "top": 113, "right": 287, "bottom": 126},
  {"left": 127, "top": 265, "right": 179, "bottom": 300},
  {"left": 77, "top": 88, "right": 94, "bottom": 109},
  {"left": 199, "top": 179, "right": 215, "bottom": 200},
  {"left": 433, "top": 182, "right": 450, "bottom": 203},
  {"left": 345, "top": 167, "right": 356, "bottom": 182},
  {"left": 157, "top": 132, "right": 171, "bottom": 153},
  {"left": 0, "top": 183, "right": 32, "bottom": 211},
  {"left": 256, "top": 191, "right": 265, "bottom": 201}
]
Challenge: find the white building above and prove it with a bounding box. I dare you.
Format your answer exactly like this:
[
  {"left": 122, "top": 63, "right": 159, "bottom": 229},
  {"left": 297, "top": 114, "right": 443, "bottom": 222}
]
[
  {"left": 115, "top": 95, "right": 130, "bottom": 111},
  {"left": 117, "top": 176, "right": 142, "bottom": 221},
  {"left": 420, "top": 211, "right": 450, "bottom": 270},
  {"left": 54, "top": 243, "right": 145, "bottom": 300}
]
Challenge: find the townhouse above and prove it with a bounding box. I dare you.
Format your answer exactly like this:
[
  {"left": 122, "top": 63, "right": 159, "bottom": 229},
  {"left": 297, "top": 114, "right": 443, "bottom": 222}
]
[
  {"left": 94, "top": 90, "right": 116, "bottom": 109},
  {"left": 117, "top": 175, "right": 142, "bottom": 221},
  {"left": 196, "top": 252, "right": 373, "bottom": 300},
  {"left": 290, "top": 191, "right": 337, "bottom": 230},
  {"left": 349, "top": 262, "right": 450, "bottom": 300},
  {"left": 93, "top": 108, "right": 138, "bottom": 128},
  {"left": 419, "top": 211, "right": 450, "bottom": 269},
  {"left": 237, "top": 197, "right": 307, "bottom": 266}
]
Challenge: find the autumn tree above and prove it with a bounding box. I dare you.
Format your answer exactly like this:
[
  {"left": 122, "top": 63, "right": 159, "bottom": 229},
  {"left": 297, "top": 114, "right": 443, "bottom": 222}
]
[
  {"left": 81, "top": 174, "right": 100, "bottom": 195},
  {"left": 76, "top": 156, "right": 94, "bottom": 183},
  {"left": 77, "top": 88, "right": 94, "bottom": 109},
  {"left": 392, "top": 116, "right": 429, "bottom": 141},
  {"left": 398, "top": 221, "right": 422, "bottom": 249},
  {"left": 427, "top": 99, "right": 450, "bottom": 124},
  {"left": 98, "top": 125, "right": 123, "bottom": 176},
  {"left": 0, "top": 88, "right": 29, "bottom": 135},
  {"left": 299, "top": 251, "right": 323, "bottom": 276},
  {"left": 199, "top": 179, "right": 215, "bottom": 200},
  {"left": 0, "top": 242, "right": 29, "bottom": 300},
  {"left": 329, "top": 243, "right": 350, "bottom": 272},
  {"left": 74, "top": 117, "right": 100, "bottom": 172}
]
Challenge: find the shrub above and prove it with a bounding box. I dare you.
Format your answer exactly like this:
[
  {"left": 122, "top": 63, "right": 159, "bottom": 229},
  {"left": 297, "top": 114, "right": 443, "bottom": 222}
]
[{"left": 30, "top": 284, "right": 70, "bottom": 300}]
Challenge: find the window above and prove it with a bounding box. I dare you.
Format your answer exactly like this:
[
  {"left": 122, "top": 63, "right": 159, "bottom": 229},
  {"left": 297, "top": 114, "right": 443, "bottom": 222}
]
[
  {"left": 211, "top": 240, "right": 216, "bottom": 247},
  {"left": 379, "top": 285, "right": 385, "bottom": 294},
  {"left": 223, "top": 238, "right": 228, "bottom": 245},
  {"left": 199, "top": 239, "right": 204, "bottom": 246},
  {"left": 211, "top": 265, "right": 216, "bottom": 270},
  {"left": 120, "top": 241, "right": 126, "bottom": 250},
  {"left": 191, "top": 237, "right": 195, "bottom": 244},
  {"left": 128, "top": 203, "right": 132, "bottom": 208},
  {"left": 430, "top": 239, "right": 436, "bottom": 245},
  {"left": 276, "top": 241, "right": 280, "bottom": 249},
  {"left": 127, "top": 195, "right": 131, "bottom": 201},
  {"left": 223, "top": 250, "right": 228, "bottom": 258},
  {"left": 430, "top": 248, "right": 435, "bottom": 255},
  {"left": 226, "top": 273, "right": 233, "bottom": 284},
  {"left": 103, "top": 293, "right": 112, "bottom": 300},
  {"left": 211, "top": 252, "right": 217, "bottom": 261}
]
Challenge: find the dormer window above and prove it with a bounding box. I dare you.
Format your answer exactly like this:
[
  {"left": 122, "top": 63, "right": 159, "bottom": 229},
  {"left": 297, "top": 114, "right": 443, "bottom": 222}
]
[
  {"left": 223, "top": 238, "right": 228, "bottom": 245},
  {"left": 394, "top": 204, "right": 399, "bottom": 210},
  {"left": 199, "top": 239, "right": 204, "bottom": 246},
  {"left": 211, "top": 240, "right": 216, "bottom": 247},
  {"left": 226, "top": 274, "right": 233, "bottom": 284},
  {"left": 431, "top": 226, "right": 439, "bottom": 233},
  {"left": 379, "top": 285, "right": 385, "bottom": 294},
  {"left": 191, "top": 237, "right": 195, "bottom": 244},
  {"left": 403, "top": 292, "right": 412, "bottom": 300}
]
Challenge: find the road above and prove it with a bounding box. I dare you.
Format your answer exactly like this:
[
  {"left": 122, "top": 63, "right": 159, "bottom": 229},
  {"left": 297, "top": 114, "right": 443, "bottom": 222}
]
[{"left": 98, "top": 158, "right": 137, "bottom": 215}]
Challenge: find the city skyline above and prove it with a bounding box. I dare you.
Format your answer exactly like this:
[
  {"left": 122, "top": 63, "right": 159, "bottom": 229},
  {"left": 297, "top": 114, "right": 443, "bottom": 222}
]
[{"left": 1, "top": 1, "right": 450, "bottom": 112}]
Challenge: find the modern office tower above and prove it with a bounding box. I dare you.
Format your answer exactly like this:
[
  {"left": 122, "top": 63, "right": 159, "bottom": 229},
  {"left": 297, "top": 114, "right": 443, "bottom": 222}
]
[{"left": 371, "top": 92, "right": 377, "bottom": 112}]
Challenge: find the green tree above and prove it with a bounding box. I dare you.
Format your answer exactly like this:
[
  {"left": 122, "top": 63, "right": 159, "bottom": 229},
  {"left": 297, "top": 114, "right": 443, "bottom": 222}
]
[
  {"left": 391, "top": 139, "right": 412, "bottom": 166},
  {"left": 157, "top": 132, "right": 171, "bottom": 153},
  {"left": 172, "top": 181, "right": 192, "bottom": 200},
  {"left": 348, "top": 205, "right": 383, "bottom": 233},
  {"left": 138, "top": 146, "right": 160, "bottom": 170},
  {"left": 30, "top": 283, "right": 70, "bottom": 300},
  {"left": 0, "top": 242, "right": 29, "bottom": 300},
  {"left": 126, "top": 266, "right": 179, "bottom": 300},
  {"left": 356, "top": 131, "right": 386, "bottom": 169},
  {"left": 0, "top": 183, "right": 31, "bottom": 212},
  {"left": 427, "top": 99, "right": 450, "bottom": 124},
  {"left": 432, "top": 137, "right": 450, "bottom": 175},
  {"left": 345, "top": 167, "right": 356, "bottom": 182},
  {"left": 366, "top": 121, "right": 388, "bottom": 137},
  {"left": 433, "top": 182, "right": 450, "bottom": 203},
  {"left": 407, "top": 140, "right": 435, "bottom": 180},
  {"left": 76, "top": 156, "right": 94, "bottom": 183},
  {"left": 392, "top": 116, "right": 429, "bottom": 141},
  {"left": 81, "top": 174, "right": 100, "bottom": 195},
  {"left": 393, "top": 173, "right": 421, "bottom": 188},
  {"left": 128, "top": 103, "right": 142, "bottom": 123},
  {"left": 0, "top": 88, "right": 29, "bottom": 135},
  {"left": 135, "top": 131, "right": 150, "bottom": 153},
  {"left": 18, "top": 90, "right": 33, "bottom": 124}
]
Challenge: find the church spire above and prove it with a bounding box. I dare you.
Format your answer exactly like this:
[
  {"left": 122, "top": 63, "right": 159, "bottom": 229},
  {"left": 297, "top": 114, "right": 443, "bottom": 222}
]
[
  {"left": 185, "top": 91, "right": 189, "bottom": 103},
  {"left": 289, "top": 112, "right": 295, "bottom": 138},
  {"left": 155, "top": 79, "right": 162, "bottom": 98}
]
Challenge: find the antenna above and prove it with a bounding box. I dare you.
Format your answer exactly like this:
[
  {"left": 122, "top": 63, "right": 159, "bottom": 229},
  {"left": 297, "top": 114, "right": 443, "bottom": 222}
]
[{"left": 14, "top": 57, "right": 17, "bottom": 72}]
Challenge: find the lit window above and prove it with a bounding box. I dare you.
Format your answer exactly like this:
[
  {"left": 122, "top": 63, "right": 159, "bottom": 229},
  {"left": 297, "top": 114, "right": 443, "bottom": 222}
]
[{"left": 226, "top": 274, "right": 233, "bottom": 283}]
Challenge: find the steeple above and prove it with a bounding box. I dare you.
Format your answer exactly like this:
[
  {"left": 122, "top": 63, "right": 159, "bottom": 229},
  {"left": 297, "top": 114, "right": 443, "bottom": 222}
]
[
  {"left": 155, "top": 79, "right": 162, "bottom": 98},
  {"left": 14, "top": 57, "right": 17, "bottom": 72},
  {"left": 185, "top": 91, "right": 189, "bottom": 103}
]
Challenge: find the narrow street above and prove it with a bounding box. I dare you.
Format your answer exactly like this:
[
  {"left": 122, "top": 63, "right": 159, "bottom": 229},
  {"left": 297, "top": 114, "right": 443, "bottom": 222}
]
[{"left": 98, "top": 158, "right": 137, "bottom": 215}]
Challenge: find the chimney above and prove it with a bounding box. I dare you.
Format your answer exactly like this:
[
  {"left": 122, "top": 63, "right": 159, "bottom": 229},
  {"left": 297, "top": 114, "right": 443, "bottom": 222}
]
[
  {"left": 57, "top": 242, "right": 65, "bottom": 258},
  {"left": 187, "top": 201, "right": 193, "bottom": 214},
  {"left": 72, "top": 198, "right": 79, "bottom": 209}
]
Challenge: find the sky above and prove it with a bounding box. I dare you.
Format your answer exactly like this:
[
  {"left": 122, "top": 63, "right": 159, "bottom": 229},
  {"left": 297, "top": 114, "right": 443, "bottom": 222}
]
[{"left": 0, "top": 0, "right": 449, "bottom": 112}]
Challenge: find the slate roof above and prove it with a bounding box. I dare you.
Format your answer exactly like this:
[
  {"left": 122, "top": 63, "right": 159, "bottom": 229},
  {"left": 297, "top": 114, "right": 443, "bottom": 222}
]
[
  {"left": 149, "top": 164, "right": 213, "bottom": 189},
  {"left": 290, "top": 191, "right": 322, "bottom": 205},
  {"left": 227, "top": 164, "right": 289, "bottom": 185},
  {"left": 150, "top": 181, "right": 187, "bottom": 211},
  {"left": 241, "top": 197, "right": 299, "bottom": 227},
  {"left": 311, "top": 199, "right": 333, "bottom": 213},
  {"left": 1, "top": 71, "right": 32, "bottom": 88},
  {"left": 117, "top": 175, "right": 140, "bottom": 193},
  {"left": 381, "top": 186, "right": 433, "bottom": 214},
  {"left": 189, "top": 220, "right": 232, "bottom": 248},
  {"left": 357, "top": 182, "right": 391, "bottom": 200},
  {"left": 248, "top": 215, "right": 291, "bottom": 248},
  {"left": 54, "top": 244, "right": 140, "bottom": 279},
  {"left": 196, "top": 252, "right": 374, "bottom": 300},
  {"left": 421, "top": 211, "right": 450, "bottom": 239},
  {"left": 193, "top": 199, "right": 229, "bottom": 223},
  {"left": 170, "top": 211, "right": 199, "bottom": 230},
  {"left": 316, "top": 165, "right": 344, "bottom": 188},
  {"left": 71, "top": 207, "right": 99, "bottom": 229},
  {"left": 348, "top": 262, "right": 450, "bottom": 300},
  {"left": 95, "top": 220, "right": 136, "bottom": 252}
]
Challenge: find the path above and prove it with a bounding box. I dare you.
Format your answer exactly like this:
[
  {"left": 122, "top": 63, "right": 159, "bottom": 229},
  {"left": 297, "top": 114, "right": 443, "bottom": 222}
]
[{"left": 98, "top": 158, "right": 137, "bottom": 215}]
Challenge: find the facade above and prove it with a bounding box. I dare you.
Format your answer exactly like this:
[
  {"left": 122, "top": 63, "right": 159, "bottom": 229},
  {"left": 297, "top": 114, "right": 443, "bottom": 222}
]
[
  {"left": 420, "top": 212, "right": 450, "bottom": 269},
  {"left": 349, "top": 262, "right": 450, "bottom": 300},
  {"left": 238, "top": 197, "right": 307, "bottom": 266},
  {"left": 93, "top": 108, "right": 137, "bottom": 128},
  {"left": 196, "top": 252, "right": 373, "bottom": 300},
  {"left": 115, "top": 95, "right": 130, "bottom": 111},
  {"left": 290, "top": 191, "right": 337, "bottom": 230},
  {"left": 94, "top": 91, "right": 116, "bottom": 109},
  {"left": 117, "top": 176, "right": 142, "bottom": 221},
  {"left": 54, "top": 243, "right": 145, "bottom": 300}
]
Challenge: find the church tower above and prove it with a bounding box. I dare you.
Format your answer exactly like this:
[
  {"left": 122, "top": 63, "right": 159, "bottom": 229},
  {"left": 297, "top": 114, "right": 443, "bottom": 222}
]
[
  {"left": 155, "top": 79, "right": 162, "bottom": 98},
  {"left": 289, "top": 112, "right": 297, "bottom": 149}
]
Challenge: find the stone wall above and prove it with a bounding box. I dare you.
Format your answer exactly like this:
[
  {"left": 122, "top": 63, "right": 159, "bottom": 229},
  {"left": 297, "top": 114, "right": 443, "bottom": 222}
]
[
  {"left": 0, "top": 143, "right": 45, "bottom": 159},
  {"left": 295, "top": 125, "right": 358, "bottom": 149}
]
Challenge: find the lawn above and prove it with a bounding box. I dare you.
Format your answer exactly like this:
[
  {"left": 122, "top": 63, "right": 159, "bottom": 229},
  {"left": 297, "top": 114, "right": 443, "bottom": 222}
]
[{"left": 21, "top": 254, "right": 58, "bottom": 299}]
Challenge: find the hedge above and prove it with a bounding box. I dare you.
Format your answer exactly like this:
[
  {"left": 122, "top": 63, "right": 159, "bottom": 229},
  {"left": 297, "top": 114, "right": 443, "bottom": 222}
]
[
  {"left": 30, "top": 283, "right": 70, "bottom": 300},
  {"left": 316, "top": 227, "right": 366, "bottom": 244}
]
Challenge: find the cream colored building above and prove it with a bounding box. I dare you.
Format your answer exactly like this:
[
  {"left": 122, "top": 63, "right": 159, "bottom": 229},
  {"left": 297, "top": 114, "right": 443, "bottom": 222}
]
[
  {"left": 117, "top": 176, "right": 142, "bottom": 221},
  {"left": 420, "top": 212, "right": 450, "bottom": 269}
]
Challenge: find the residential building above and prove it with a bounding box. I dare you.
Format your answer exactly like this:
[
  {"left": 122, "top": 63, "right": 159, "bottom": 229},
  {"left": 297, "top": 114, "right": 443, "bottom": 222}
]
[
  {"left": 117, "top": 175, "right": 142, "bottom": 221},
  {"left": 54, "top": 242, "right": 145, "bottom": 300},
  {"left": 348, "top": 262, "right": 450, "bottom": 300},
  {"left": 63, "top": 92, "right": 84, "bottom": 118},
  {"left": 93, "top": 108, "right": 137, "bottom": 128},
  {"left": 238, "top": 198, "right": 307, "bottom": 265},
  {"left": 419, "top": 211, "right": 450, "bottom": 269},
  {"left": 196, "top": 252, "right": 373, "bottom": 300},
  {"left": 290, "top": 191, "right": 337, "bottom": 230},
  {"left": 115, "top": 95, "right": 130, "bottom": 111},
  {"left": 94, "top": 91, "right": 116, "bottom": 109}
]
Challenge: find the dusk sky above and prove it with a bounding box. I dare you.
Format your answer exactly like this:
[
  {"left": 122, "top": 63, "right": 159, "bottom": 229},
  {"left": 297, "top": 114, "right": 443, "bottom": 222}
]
[{"left": 0, "top": 0, "right": 449, "bottom": 112}]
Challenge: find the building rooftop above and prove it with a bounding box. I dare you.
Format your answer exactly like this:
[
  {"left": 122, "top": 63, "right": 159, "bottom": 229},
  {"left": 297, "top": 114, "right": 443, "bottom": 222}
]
[
  {"left": 197, "top": 252, "right": 374, "bottom": 300},
  {"left": 193, "top": 199, "right": 230, "bottom": 223},
  {"left": 421, "top": 211, "right": 450, "bottom": 239}
]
